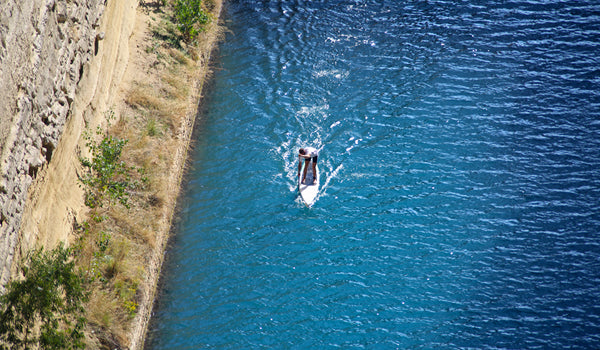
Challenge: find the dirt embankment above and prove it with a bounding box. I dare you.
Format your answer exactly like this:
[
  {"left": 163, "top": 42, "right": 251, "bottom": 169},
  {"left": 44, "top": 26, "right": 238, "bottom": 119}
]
[{"left": 8, "top": 0, "right": 224, "bottom": 348}]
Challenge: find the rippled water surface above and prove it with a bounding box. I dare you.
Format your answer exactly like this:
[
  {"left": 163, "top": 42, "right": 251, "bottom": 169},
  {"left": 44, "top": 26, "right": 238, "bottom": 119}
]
[{"left": 147, "top": 1, "right": 600, "bottom": 348}]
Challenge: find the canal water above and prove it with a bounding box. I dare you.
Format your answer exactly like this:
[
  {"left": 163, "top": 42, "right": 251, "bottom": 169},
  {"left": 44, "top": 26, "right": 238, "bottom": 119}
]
[{"left": 146, "top": 1, "right": 600, "bottom": 348}]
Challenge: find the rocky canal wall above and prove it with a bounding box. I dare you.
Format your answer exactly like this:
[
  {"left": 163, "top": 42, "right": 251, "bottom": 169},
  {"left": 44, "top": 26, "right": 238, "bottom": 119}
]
[{"left": 0, "top": 0, "right": 136, "bottom": 290}]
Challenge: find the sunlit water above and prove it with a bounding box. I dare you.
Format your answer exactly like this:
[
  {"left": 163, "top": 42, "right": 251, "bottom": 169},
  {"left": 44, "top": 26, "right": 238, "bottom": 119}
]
[{"left": 146, "top": 1, "right": 600, "bottom": 348}]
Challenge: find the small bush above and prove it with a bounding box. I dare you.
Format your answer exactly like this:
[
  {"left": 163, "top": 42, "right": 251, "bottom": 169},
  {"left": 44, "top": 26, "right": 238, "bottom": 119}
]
[
  {"left": 174, "top": 0, "right": 209, "bottom": 42},
  {"left": 79, "top": 112, "right": 139, "bottom": 208},
  {"left": 0, "top": 245, "right": 88, "bottom": 350}
]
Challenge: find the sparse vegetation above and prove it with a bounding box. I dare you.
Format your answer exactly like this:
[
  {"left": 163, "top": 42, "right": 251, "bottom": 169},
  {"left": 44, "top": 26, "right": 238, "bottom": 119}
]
[
  {"left": 174, "top": 0, "right": 210, "bottom": 42},
  {"left": 79, "top": 115, "right": 139, "bottom": 209},
  {"left": 75, "top": 112, "right": 148, "bottom": 344},
  {"left": 0, "top": 245, "right": 88, "bottom": 350},
  {"left": 71, "top": 0, "right": 220, "bottom": 344}
]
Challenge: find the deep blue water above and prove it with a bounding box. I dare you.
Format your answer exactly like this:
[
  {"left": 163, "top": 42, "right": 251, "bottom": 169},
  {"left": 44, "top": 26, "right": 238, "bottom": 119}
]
[{"left": 146, "top": 1, "right": 600, "bottom": 348}]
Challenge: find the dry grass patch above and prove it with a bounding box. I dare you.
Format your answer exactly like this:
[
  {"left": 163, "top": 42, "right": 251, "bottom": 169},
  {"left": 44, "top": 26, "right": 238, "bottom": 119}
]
[
  {"left": 78, "top": 210, "right": 147, "bottom": 343},
  {"left": 126, "top": 71, "right": 190, "bottom": 133},
  {"left": 88, "top": 289, "right": 121, "bottom": 330},
  {"left": 169, "top": 47, "right": 193, "bottom": 66},
  {"left": 125, "top": 83, "right": 166, "bottom": 115},
  {"left": 163, "top": 72, "right": 190, "bottom": 101},
  {"left": 109, "top": 207, "right": 157, "bottom": 248}
]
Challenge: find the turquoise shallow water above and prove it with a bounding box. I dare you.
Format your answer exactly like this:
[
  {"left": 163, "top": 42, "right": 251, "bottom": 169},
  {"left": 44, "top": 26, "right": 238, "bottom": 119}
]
[{"left": 146, "top": 1, "right": 600, "bottom": 348}]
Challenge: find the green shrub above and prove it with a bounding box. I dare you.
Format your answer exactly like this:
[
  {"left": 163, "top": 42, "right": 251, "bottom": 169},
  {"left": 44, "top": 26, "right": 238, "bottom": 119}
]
[
  {"left": 174, "top": 0, "right": 209, "bottom": 42},
  {"left": 0, "top": 245, "right": 88, "bottom": 350},
  {"left": 79, "top": 115, "right": 137, "bottom": 208}
]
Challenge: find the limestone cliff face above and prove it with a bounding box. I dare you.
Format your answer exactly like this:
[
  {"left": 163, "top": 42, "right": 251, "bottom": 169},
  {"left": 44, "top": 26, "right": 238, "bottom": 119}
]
[{"left": 0, "top": 0, "right": 135, "bottom": 289}]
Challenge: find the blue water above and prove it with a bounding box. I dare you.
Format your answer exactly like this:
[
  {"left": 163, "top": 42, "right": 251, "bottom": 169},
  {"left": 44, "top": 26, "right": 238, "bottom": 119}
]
[{"left": 146, "top": 1, "right": 600, "bottom": 348}]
